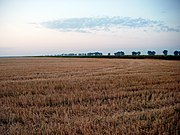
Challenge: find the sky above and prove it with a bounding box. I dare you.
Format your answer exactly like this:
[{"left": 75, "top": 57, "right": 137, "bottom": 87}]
[{"left": 0, "top": 0, "right": 180, "bottom": 56}]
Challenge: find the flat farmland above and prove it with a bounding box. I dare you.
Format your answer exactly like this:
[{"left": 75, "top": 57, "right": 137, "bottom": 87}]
[{"left": 0, "top": 58, "right": 180, "bottom": 135}]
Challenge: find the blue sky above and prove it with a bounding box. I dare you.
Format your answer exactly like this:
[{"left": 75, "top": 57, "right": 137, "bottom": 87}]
[{"left": 0, "top": 0, "right": 180, "bottom": 56}]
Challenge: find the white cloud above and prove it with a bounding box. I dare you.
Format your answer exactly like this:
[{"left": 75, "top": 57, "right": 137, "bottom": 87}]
[{"left": 40, "top": 16, "right": 180, "bottom": 33}]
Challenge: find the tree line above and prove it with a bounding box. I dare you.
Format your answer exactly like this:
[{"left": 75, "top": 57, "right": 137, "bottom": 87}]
[
  {"left": 128, "top": 50, "right": 180, "bottom": 56},
  {"left": 114, "top": 50, "right": 180, "bottom": 56},
  {"left": 48, "top": 50, "right": 180, "bottom": 57}
]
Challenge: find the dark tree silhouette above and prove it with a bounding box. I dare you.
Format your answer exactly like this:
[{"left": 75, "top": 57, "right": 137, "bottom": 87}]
[
  {"left": 132, "top": 51, "right": 141, "bottom": 56},
  {"left": 121, "top": 51, "right": 125, "bottom": 56},
  {"left": 132, "top": 51, "right": 137, "bottom": 56},
  {"left": 174, "top": 50, "right": 179, "bottom": 56},
  {"left": 152, "top": 51, "right": 156, "bottom": 55},
  {"left": 163, "top": 50, "right": 168, "bottom": 56},
  {"left": 114, "top": 51, "right": 125, "bottom": 56},
  {"left": 147, "top": 51, "right": 151, "bottom": 55},
  {"left": 147, "top": 51, "right": 156, "bottom": 56}
]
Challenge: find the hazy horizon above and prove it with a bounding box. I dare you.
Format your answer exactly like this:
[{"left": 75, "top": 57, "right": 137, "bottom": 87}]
[{"left": 0, "top": 0, "right": 180, "bottom": 56}]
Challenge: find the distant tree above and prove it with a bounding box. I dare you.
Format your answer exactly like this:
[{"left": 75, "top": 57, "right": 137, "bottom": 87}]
[
  {"left": 163, "top": 50, "right": 168, "bottom": 56},
  {"left": 152, "top": 51, "right": 156, "bottom": 55},
  {"left": 137, "top": 51, "right": 141, "bottom": 55},
  {"left": 132, "top": 51, "right": 141, "bottom": 56},
  {"left": 121, "top": 51, "right": 125, "bottom": 56},
  {"left": 174, "top": 50, "right": 179, "bottom": 56},
  {"left": 147, "top": 51, "right": 156, "bottom": 56},
  {"left": 132, "top": 51, "right": 137, "bottom": 56},
  {"left": 179, "top": 51, "right": 180, "bottom": 56},
  {"left": 147, "top": 51, "right": 151, "bottom": 55},
  {"left": 114, "top": 51, "right": 125, "bottom": 56}
]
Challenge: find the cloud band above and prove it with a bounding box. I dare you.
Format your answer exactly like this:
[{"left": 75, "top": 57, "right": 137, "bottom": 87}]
[{"left": 41, "top": 16, "right": 180, "bottom": 33}]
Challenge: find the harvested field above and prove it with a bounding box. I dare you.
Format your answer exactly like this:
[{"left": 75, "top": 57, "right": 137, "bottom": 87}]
[{"left": 0, "top": 58, "right": 180, "bottom": 134}]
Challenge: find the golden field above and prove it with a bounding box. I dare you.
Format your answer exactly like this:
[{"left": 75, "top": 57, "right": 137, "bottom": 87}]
[{"left": 0, "top": 58, "right": 180, "bottom": 135}]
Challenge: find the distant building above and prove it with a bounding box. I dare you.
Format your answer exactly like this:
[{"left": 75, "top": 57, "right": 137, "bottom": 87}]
[
  {"left": 114, "top": 51, "right": 125, "bottom": 56},
  {"left": 87, "top": 52, "right": 103, "bottom": 56}
]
